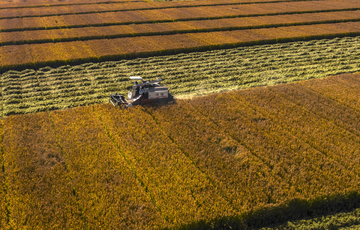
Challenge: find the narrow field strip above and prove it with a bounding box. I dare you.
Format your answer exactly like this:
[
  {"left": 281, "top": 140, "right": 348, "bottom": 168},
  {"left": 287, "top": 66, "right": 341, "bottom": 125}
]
[
  {"left": 1, "top": 0, "right": 358, "bottom": 30},
  {"left": 0, "top": 0, "right": 295, "bottom": 11},
  {"left": 0, "top": 0, "right": 320, "bottom": 19},
  {"left": 49, "top": 106, "right": 166, "bottom": 229},
  {"left": 2, "top": 21, "right": 360, "bottom": 71},
  {"left": 3, "top": 8, "right": 360, "bottom": 34},
  {"left": 94, "top": 104, "right": 235, "bottom": 227},
  {"left": 0, "top": 0, "right": 144, "bottom": 10},
  {"left": 1, "top": 36, "right": 359, "bottom": 117},
  {"left": 2, "top": 10, "right": 360, "bottom": 46}
]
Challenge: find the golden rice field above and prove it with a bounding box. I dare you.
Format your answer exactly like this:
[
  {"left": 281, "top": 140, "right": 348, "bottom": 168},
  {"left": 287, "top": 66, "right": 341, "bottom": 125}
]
[
  {"left": 1, "top": 0, "right": 360, "bottom": 229},
  {"left": 1, "top": 35, "right": 360, "bottom": 117},
  {"left": 0, "top": 73, "right": 360, "bottom": 229}
]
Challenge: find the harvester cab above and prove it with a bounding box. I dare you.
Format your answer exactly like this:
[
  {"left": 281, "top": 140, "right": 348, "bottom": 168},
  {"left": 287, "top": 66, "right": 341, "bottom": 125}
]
[{"left": 110, "top": 76, "right": 174, "bottom": 108}]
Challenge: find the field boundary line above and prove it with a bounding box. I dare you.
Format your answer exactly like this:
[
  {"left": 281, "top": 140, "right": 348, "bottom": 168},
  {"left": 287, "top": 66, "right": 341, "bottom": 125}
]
[
  {"left": 47, "top": 112, "right": 89, "bottom": 229},
  {"left": 231, "top": 92, "right": 360, "bottom": 180},
  {"left": 2, "top": 17, "right": 360, "bottom": 46},
  {"left": 91, "top": 106, "right": 168, "bottom": 225},
  {"left": 0, "top": 0, "right": 320, "bottom": 19},
  {"left": 143, "top": 106, "right": 241, "bottom": 214}
]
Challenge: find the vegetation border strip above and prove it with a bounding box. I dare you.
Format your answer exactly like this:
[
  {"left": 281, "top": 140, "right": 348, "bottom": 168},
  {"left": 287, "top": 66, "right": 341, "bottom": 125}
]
[
  {"left": 2, "top": 18, "right": 360, "bottom": 46},
  {"left": 0, "top": 0, "right": 332, "bottom": 20},
  {"left": 2, "top": 31, "right": 360, "bottom": 74},
  {"left": 2, "top": 7, "right": 360, "bottom": 33}
]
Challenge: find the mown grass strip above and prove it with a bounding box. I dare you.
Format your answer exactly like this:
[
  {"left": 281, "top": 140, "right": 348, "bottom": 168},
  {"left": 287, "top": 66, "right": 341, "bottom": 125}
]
[
  {"left": 1, "top": 36, "right": 360, "bottom": 117},
  {"left": 0, "top": 0, "right": 320, "bottom": 19}
]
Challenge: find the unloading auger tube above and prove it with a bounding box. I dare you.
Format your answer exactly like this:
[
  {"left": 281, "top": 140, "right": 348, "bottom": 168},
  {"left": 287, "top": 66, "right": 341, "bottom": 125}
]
[{"left": 110, "top": 76, "right": 174, "bottom": 108}]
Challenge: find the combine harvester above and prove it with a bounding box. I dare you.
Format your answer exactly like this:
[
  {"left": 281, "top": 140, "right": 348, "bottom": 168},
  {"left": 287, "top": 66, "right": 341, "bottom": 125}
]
[{"left": 110, "top": 76, "right": 174, "bottom": 108}]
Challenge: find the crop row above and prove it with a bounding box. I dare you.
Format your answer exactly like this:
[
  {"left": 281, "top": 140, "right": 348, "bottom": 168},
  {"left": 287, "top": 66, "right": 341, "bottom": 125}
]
[
  {"left": 1, "top": 35, "right": 360, "bottom": 117},
  {"left": 1, "top": 109, "right": 166, "bottom": 229},
  {"left": 94, "top": 104, "right": 235, "bottom": 226},
  {"left": 2, "top": 113, "right": 83, "bottom": 229},
  {"left": 1, "top": 0, "right": 359, "bottom": 30},
  {"left": 0, "top": 0, "right": 322, "bottom": 19},
  {"left": 2, "top": 21, "right": 360, "bottom": 71},
  {"left": 2, "top": 10, "right": 360, "bottom": 46},
  {"left": 1, "top": 73, "right": 360, "bottom": 228}
]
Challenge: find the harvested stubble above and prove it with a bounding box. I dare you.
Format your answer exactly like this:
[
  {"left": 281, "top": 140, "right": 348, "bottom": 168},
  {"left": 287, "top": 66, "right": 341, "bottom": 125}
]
[
  {"left": 1, "top": 73, "right": 360, "bottom": 229},
  {"left": 1, "top": 36, "right": 360, "bottom": 117}
]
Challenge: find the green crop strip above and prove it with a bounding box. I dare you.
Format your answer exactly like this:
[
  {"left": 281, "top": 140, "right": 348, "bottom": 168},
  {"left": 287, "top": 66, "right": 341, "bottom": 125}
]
[{"left": 1, "top": 36, "right": 360, "bottom": 118}]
